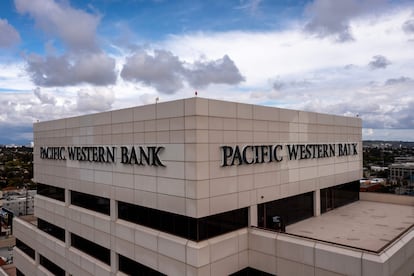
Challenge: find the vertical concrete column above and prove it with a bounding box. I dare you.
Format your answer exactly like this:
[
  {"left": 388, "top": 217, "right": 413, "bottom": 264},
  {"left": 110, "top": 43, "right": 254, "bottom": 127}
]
[
  {"left": 110, "top": 198, "right": 117, "bottom": 274},
  {"left": 314, "top": 190, "right": 321, "bottom": 217},
  {"left": 65, "top": 189, "right": 71, "bottom": 248},
  {"left": 249, "top": 205, "right": 258, "bottom": 227},
  {"left": 110, "top": 198, "right": 117, "bottom": 221}
]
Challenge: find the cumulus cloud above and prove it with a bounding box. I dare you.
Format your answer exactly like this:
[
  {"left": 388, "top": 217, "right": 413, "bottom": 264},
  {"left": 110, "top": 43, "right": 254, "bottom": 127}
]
[
  {"left": 26, "top": 53, "right": 117, "bottom": 86},
  {"left": 185, "top": 55, "right": 245, "bottom": 88},
  {"left": 121, "top": 49, "right": 244, "bottom": 94},
  {"left": 369, "top": 55, "right": 391, "bottom": 69},
  {"left": 76, "top": 88, "right": 115, "bottom": 112},
  {"left": 15, "top": 0, "right": 116, "bottom": 88},
  {"left": 14, "top": 0, "right": 100, "bottom": 51},
  {"left": 385, "top": 76, "right": 412, "bottom": 86},
  {"left": 272, "top": 78, "right": 311, "bottom": 91},
  {"left": 403, "top": 19, "right": 414, "bottom": 34},
  {"left": 0, "top": 19, "right": 20, "bottom": 48},
  {"left": 121, "top": 50, "right": 185, "bottom": 94},
  {"left": 304, "top": 0, "right": 388, "bottom": 42},
  {"left": 33, "top": 87, "right": 56, "bottom": 104}
]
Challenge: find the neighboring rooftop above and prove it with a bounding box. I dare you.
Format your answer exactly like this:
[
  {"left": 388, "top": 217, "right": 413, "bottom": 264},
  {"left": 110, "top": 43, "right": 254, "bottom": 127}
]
[
  {"left": 286, "top": 200, "right": 414, "bottom": 252},
  {"left": 17, "top": 215, "right": 37, "bottom": 226}
]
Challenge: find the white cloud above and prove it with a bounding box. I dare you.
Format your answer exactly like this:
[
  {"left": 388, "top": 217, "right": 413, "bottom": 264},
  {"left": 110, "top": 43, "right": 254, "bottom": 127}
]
[
  {"left": 303, "top": 0, "right": 390, "bottom": 42},
  {"left": 120, "top": 49, "right": 244, "bottom": 94},
  {"left": 121, "top": 49, "right": 185, "bottom": 94},
  {"left": 33, "top": 87, "right": 56, "bottom": 104},
  {"left": 0, "top": 19, "right": 20, "bottom": 48},
  {"left": 161, "top": 8, "right": 414, "bottom": 131},
  {"left": 26, "top": 52, "right": 117, "bottom": 86},
  {"left": 368, "top": 55, "right": 391, "bottom": 69},
  {"left": 14, "top": 0, "right": 100, "bottom": 51},
  {"left": 402, "top": 19, "right": 414, "bottom": 34},
  {"left": 76, "top": 88, "right": 115, "bottom": 112}
]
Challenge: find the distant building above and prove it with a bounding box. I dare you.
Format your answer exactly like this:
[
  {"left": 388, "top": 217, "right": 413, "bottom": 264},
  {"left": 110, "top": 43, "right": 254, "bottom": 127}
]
[
  {"left": 0, "top": 189, "right": 35, "bottom": 216},
  {"left": 394, "top": 156, "right": 414, "bottom": 163},
  {"left": 389, "top": 162, "right": 414, "bottom": 186},
  {"left": 370, "top": 165, "right": 388, "bottom": 172}
]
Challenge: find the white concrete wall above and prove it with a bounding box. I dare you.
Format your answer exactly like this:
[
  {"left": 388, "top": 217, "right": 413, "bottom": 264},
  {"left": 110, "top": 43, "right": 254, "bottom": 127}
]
[
  {"left": 360, "top": 192, "right": 414, "bottom": 206},
  {"left": 247, "top": 227, "right": 414, "bottom": 276},
  {"left": 33, "top": 98, "right": 362, "bottom": 218}
]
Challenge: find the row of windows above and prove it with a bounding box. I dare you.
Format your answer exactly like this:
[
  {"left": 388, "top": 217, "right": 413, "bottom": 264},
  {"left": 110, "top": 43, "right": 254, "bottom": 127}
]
[
  {"left": 258, "top": 181, "right": 360, "bottom": 232},
  {"left": 258, "top": 192, "right": 314, "bottom": 231},
  {"left": 320, "top": 180, "right": 360, "bottom": 214},
  {"left": 38, "top": 183, "right": 110, "bottom": 215},
  {"left": 37, "top": 180, "right": 359, "bottom": 239},
  {"left": 34, "top": 218, "right": 110, "bottom": 266},
  {"left": 15, "top": 252, "right": 65, "bottom": 276},
  {"left": 38, "top": 218, "right": 65, "bottom": 242},
  {"left": 37, "top": 183, "right": 65, "bottom": 202},
  {"left": 17, "top": 239, "right": 163, "bottom": 275},
  {"left": 39, "top": 255, "right": 65, "bottom": 276},
  {"left": 39, "top": 183, "right": 248, "bottom": 241},
  {"left": 119, "top": 254, "right": 166, "bottom": 275},
  {"left": 71, "top": 233, "right": 111, "bottom": 265},
  {"left": 16, "top": 239, "right": 35, "bottom": 260},
  {"left": 119, "top": 201, "right": 248, "bottom": 241},
  {"left": 230, "top": 267, "right": 276, "bottom": 276},
  {"left": 71, "top": 190, "right": 110, "bottom": 215}
]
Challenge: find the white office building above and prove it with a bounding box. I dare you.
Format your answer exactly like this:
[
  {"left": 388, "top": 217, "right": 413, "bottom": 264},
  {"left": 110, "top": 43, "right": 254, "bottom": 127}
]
[{"left": 13, "top": 98, "right": 414, "bottom": 275}]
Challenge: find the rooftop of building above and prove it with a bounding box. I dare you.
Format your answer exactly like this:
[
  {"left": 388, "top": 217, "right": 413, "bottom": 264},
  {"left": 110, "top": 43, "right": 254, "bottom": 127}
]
[
  {"left": 17, "top": 214, "right": 37, "bottom": 226},
  {"left": 286, "top": 196, "right": 414, "bottom": 253},
  {"left": 389, "top": 162, "right": 414, "bottom": 168},
  {"left": 33, "top": 97, "right": 362, "bottom": 130}
]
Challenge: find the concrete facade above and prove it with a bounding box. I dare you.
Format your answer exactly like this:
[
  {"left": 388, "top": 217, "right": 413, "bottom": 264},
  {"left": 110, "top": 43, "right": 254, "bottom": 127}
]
[{"left": 12, "top": 97, "right": 413, "bottom": 275}]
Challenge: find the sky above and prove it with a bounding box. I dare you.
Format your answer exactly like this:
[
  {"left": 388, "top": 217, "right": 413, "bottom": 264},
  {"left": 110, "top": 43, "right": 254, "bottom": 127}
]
[{"left": 0, "top": 0, "right": 414, "bottom": 145}]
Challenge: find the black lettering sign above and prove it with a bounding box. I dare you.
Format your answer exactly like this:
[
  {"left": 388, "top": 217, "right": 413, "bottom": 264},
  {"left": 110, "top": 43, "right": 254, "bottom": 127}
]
[
  {"left": 221, "top": 143, "right": 358, "bottom": 167},
  {"left": 40, "top": 145, "right": 163, "bottom": 167},
  {"left": 120, "top": 146, "right": 165, "bottom": 167},
  {"left": 40, "top": 147, "right": 66, "bottom": 160}
]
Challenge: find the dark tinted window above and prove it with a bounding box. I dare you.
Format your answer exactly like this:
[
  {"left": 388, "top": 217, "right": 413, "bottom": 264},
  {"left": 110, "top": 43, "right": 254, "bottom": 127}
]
[
  {"left": 37, "top": 183, "right": 65, "bottom": 202},
  {"left": 197, "top": 208, "right": 248, "bottom": 241},
  {"left": 38, "top": 218, "right": 65, "bottom": 242},
  {"left": 16, "top": 239, "right": 35, "bottom": 259},
  {"left": 118, "top": 254, "right": 166, "bottom": 276},
  {"left": 118, "top": 201, "right": 248, "bottom": 241},
  {"left": 71, "top": 191, "right": 110, "bottom": 215},
  {"left": 16, "top": 269, "right": 25, "bottom": 276},
  {"left": 321, "top": 180, "right": 359, "bottom": 213},
  {"left": 258, "top": 192, "right": 314, "bottom": 231},
  {"left": 71, "top": 233, "right": 110, "bottom": 265},
  {"left": 230, "top": 267, "right": 275, "bottom": 276},
  {"left": 39, "top": 255, "right": 65, "bottom": 276}
]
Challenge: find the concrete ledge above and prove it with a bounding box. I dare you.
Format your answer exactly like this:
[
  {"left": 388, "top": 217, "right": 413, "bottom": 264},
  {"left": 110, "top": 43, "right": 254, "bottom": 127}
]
[
  {"left": 360, "top": 192, "right": 414, "bottom": 206},
  {"left": 248, "top": 226, "right": 414, "bottom": 276}
]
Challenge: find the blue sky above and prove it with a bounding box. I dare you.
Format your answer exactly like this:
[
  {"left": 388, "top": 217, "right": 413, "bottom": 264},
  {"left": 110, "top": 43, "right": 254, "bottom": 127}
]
[{"left": 0, "top": 0, "right": 414, "bottom": 145}]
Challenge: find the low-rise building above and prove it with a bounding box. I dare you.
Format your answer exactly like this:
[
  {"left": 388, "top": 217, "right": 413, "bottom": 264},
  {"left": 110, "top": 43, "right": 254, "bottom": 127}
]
[
  {"left": 1, "top": 189, "right": 35, "bottom": 217},
  {"left": 389, "top": 162, "right": 414, "bottom": 186}
]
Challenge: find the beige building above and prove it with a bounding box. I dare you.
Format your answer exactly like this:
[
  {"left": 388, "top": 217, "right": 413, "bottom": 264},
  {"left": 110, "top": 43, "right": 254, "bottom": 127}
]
[
  {"left": 13, "top": 98, "right": 414, "bottom": 275},
  {"left": 389, "top": 162, "right": 414, "bottom": 185}
]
